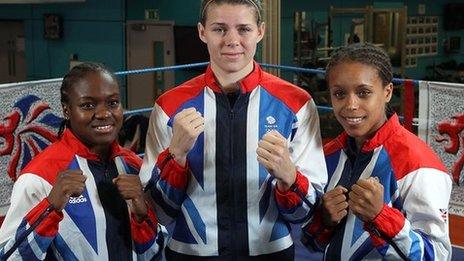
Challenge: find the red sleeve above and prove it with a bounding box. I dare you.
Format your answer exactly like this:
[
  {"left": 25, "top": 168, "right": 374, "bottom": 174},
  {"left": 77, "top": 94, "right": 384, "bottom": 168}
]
[
  {"left": 157, "top": 148, "right": 189, "bottom": 190},
  {"left": 25, "top": 198, "right": 63, "bottom": 237},
  {"left": 130, "top": 206, "right": 158, "bottom": 244},
  {"left": 303, "top": 207, "right": 335, "bottom": 246},
  {"left": 364, "top": 204, "right": 405, "bottom": 247},
  {"left": 274, "top": 171, "right": 308, "bottom": 209}
]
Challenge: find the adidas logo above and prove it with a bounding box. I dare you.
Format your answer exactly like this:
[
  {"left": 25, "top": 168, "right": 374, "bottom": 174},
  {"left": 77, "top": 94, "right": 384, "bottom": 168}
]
[{"left": 68, "top": 195, "right": 87, "bottom": 204}]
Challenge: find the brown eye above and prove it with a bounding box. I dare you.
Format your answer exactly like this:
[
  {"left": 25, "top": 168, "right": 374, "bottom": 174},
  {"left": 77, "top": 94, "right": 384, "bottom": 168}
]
[
  {"left": 213, "top": 27, "right": 226, "bottom": 34},
  {"left": 357, "top": 90, "right": 372, "bottom": 98},
  {"left": 332, "top": 90, "right": 345, "bottom": 99},
  {"left": 108, "top": 100, "right": 120, "bottom": 108},
  {"left": 238, "top": 27, "right": 252, "bottom": 34},
  {"left": 80, "top": 103, "right": 95, "bottom": 110}
]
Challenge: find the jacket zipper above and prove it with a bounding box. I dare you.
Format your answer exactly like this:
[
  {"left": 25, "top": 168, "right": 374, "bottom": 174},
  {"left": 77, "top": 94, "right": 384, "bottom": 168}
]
[
  {"left": 225, "top": 85, "right": 241, "bottom": 258},
  {"left": 229, "top": 106, "right": 237, "bottom": 259}
]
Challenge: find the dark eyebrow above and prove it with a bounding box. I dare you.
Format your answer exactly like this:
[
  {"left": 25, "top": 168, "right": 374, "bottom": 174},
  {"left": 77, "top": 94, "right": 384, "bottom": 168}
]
[
  {"left": 78, "top": 93, "right": 120, "bottom": 100},
  {"left": 329, "top": 84, "right": 344, "bottom": 89},
  {"left": 107, "top": 93, "right": 121, "bottom": 98},
  {"left": 329, "top": 84, "right": 374, "bottom": 89},
  {"left": 78, "top": 96, "right": 96, "bottom": 101},
  {"left": 210, "top": 23, "right": 252, "bottom": 27},
  {"left": 210, "top": 22, "right": 227, "bottom": 26},
  {"left": 357, "top": 84, "right": 375, "bottom": 88}
]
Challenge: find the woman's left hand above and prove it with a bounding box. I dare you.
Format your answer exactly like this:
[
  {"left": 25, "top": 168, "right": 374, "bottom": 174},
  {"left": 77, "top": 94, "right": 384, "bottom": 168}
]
[
  {"left": 256, "top": 130, "right": 296, "bottom": 191},
  {"left": 348, "top": 177, "right": 384, "bottom": 222},
  {"left": 113, "top": 174, "right": 148, "bottom": 222}
]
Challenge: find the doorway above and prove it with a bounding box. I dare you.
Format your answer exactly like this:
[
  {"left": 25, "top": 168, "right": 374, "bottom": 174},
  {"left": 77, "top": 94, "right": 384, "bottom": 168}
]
[
  {"left": 0, "top": 20, "right": 26, "bottom": 84},
  {"left": 126, "top": 21, "right": 175, "bottom": 109}
]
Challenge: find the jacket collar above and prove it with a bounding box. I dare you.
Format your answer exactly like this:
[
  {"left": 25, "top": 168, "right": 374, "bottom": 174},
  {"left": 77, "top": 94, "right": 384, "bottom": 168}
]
[
  {"left": 61, "top": 128, "right": 125, "bottom": 161},
  {"left": 204, "top": 61, "right": 263, "bottom": 93},
  {"left": 334, "top": 113, "right": 401, "bottom": 153},
  {"left": 361, "top": 113, "right": 401, "bottom": 152}
]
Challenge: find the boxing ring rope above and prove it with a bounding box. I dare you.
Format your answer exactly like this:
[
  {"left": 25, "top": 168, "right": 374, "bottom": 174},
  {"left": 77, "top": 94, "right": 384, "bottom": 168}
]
[
  {"left": 122, "top": 104, "right": 335, "bottom": 117},
  {"left": 115, "top": 62, "right": 420, "bottom": 85},
  {"left": 119, "top": 62, "right": 418, "bottom": 128}
]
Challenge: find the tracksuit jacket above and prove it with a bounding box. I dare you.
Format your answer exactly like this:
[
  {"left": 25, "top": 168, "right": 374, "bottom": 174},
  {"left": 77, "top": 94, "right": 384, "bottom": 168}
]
[
  {"left": 140, "top": 62, "right": 327, "bottom": 258},
  {"left": 302, "top": 114, "right": 452, "bottom": 260},
  {"left": 0, "top": 129, "right": 166, "bottom": 260}
]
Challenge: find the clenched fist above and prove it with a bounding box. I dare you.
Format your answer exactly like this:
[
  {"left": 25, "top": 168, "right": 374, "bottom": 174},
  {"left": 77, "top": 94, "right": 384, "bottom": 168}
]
[
  {"left": 113, "top": 174, "right": 148, "bottom": 222},
  {"left": 321, "top": 186, "right": 349, "bottom": 227},
  {"left": 169, "top": 107, "right": 205, "bottom": 166},
  {"left": 348, "top": 177, "right": 384, "bottom": 222},
  {"left": 48, "top": 170, "right": 86, "bottom": 211},
  {"left": 256, "top": 130, "right": 296, "bottom": 191}
]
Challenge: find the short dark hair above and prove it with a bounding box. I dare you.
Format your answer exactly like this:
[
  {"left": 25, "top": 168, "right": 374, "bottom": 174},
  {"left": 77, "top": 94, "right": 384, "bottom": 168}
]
[
  {"left": 325, "top": 43, "right": 393, "bottom": 86},
  {"left": 60, "top": 62, "right": 117, "bottom": 105},
  {"left": 199, "top": 0, "right": 263, "bottom": 25}
]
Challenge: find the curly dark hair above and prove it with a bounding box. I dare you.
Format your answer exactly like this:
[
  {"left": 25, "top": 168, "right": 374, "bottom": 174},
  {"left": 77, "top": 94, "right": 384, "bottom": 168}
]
[
  {"left": 58, "top": 62, "right": 118, "bottom": 136},
  {"left": 325, "top": 43, "right": 393, "bottom": 86},
  {"left": 199, "top": 0, "right": 263, "bottom": 25}
]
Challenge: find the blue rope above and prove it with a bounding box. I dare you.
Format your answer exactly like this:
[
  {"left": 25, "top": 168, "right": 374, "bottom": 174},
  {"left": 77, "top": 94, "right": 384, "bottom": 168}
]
[
  {"left": 259, "top": 63, "right": 419, "bottom": 85},
  {"left": 317, "top": 105, "right": 334, "bottom": 113},
  {"left": 124, "top": 105, "right": 334, "bottom": 116},
  {"left": 115, "top": 62, "right": 209, "bottom": 76},
  {"left": 115, "top": 62, "right": 419, "bottom": 85},
  {"left": 123, "top": 107, "right": 152, "bottom": 116},
  {"left": 260, "top": 63, "right": 326, "bottom": 75}
]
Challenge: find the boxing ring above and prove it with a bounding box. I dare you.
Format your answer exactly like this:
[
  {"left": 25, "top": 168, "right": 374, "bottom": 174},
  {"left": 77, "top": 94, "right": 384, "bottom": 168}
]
[{"left": 0, "top": 62, "right": 463, "bottom": 251}]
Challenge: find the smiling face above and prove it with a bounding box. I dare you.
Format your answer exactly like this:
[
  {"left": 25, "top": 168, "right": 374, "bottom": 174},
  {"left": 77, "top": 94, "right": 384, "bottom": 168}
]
[
  {"left": 198, "top": 3, "right": 264, "bottom": 79},
  {"left": 327, "top": 61, "right": 393, "bottom": 147},
  {"left": 63, "top": 71, "right": 123, "bottom": 156}
]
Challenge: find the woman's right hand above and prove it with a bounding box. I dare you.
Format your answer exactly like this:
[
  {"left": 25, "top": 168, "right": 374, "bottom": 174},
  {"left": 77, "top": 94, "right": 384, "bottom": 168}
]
[
  {"left": 169, "top": 107, "right": 205, "bottom": 166},
  {"left": 321, "top": 186, "right": 349, "bottom": 227},
  {"left": 47, "top": 170, "right": 86, "bottom": 211}
]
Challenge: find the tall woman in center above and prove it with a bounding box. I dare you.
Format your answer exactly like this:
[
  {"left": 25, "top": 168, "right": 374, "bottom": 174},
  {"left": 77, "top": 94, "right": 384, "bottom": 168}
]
[{"left": 140, "top": 0, "right": 327, "bottom": 259}]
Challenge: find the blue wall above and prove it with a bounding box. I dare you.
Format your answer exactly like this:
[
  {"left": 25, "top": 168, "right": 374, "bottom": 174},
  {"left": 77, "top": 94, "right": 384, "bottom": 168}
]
[
  {"left": 128, "top": 0, "right": 200, "bottom": 26},
  {"left": 0, "top": 0, "right": 125, "bottom": 80}
]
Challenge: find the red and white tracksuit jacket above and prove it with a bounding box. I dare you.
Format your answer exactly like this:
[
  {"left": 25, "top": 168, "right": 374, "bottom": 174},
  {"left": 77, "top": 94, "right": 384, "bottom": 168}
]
[
  {"left": 139, "top": 62, "right": 327, "bottom": 257},
  {"left": 302, "top": 114, "right": 452, "bottom": 260},
  {"left": 0, "top": 129, "right": 166, "bottom": 260}
]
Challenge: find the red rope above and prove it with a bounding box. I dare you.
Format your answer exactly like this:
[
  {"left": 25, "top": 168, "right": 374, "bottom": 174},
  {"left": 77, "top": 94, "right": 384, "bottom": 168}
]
[{"left": 403, "top": 80, "right": 415, "bottom": 132}]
